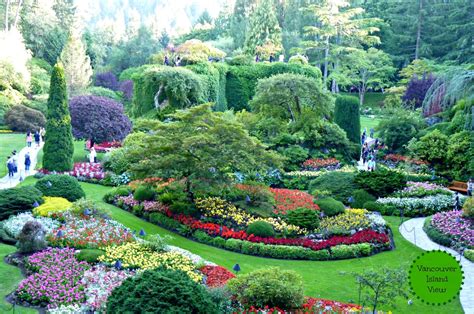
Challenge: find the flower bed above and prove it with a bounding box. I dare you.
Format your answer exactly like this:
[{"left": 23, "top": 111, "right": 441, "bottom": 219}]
[
  {"left": 395, "top": 181, "right": 451, "bottom": 198},
  {"left": 200, "top": 265, "right": 235, "bottom": 287},
  {"left": 16, "top": 248, "right": 89, "bottom": 309},
  {"left": 47, "top": 212, "right": 135, "bottom": 249},
  {"left": 431, "top": 210, "right": 473, "bottom": 249},
  {"left": 383, "top": 154, "right": 428, "bottom": 166},
  {"left": 270, "top": 188, "right": 319, "bottom": 215},
  {"left": 302, "top": 158, "right": 340, "bottom": 171},
  {"left": 38, "top": 163, "right": 107, "bottom": 183},
  {"left": 33, "top": 197, "right": 72, "bottom": 217},
  {"left": 242, "top": 297, "right": 362, "bottom": 313},
  {"left": 285, "top": 166, "right": 355, "bottom": 178},
  {"left": 2, "top": 213, "right": 60, "bottom": 238},
  {"left": 376, "top": 194, "right": 464, "bottom": 216}
]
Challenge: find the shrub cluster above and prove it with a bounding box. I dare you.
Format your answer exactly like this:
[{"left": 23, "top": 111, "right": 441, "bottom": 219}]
[
  {"left": 315, "top": 198, "right": 345, "bottom": 217},
  {"left": 0, "top": 186, "right": 44, "bottom": 220},
  {"left": 354, "top": 169, "right": 407, "bottom": 197},
  {"left": 35, "top": 175, "right": 85, "bottom": 201},
  {"left": 4, "top": 104, "right": 46, "bottom": 132}
]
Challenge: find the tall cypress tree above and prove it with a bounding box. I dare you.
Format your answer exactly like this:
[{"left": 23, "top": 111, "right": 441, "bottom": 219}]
[
  {"left": 43, "top": 64, "right": 74, "bottom": 172},
  {"left": 334, "top": 95, "right": 360, "bottom": 143}
]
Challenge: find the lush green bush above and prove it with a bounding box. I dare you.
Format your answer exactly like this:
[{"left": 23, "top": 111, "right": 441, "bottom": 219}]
[
  {"left": 0, "top": 186, "right": 44, "bottom": 220},
  {"left": 86, "top": 86, "right": 123, "bottom": 102},
  {"left": 4, "top": 104, "right": 46, "bottom": 132},
  {"left": 315, "top": 197, "right": 345, "bottom": 217},
  {"left": 330, "top": 243, "right": 372, "bottom": 259},
  {"left": 377, "top": 109, "right": 425, "bottom": 152},
  {"left": 286, "top": 208, "right": 320, "bottom": 230},
  {"left": 106, "top": 267, "right": 218, "bottom": 313},
  {"left": 363, "top": 201, "right": 397, "bottom": 216},
  {"left": 133, "top": 185, "right": 155, "bottom": 201},
  {"left": 103, "top": 186, "right": 131, "bottom": 203},
  {"left": 224, "top": 182, "right": 275, "bottom": 217},
  {"left": 186, "top": 62, "right": 228, "bottom": 111},
  {"left": 354, "top": 169, "right": 407, "bottom": 198},
  {"left": 35, "top": 175, "right": 85, "bottom": 201},
  {"left": 334, "top": 95, "right": 360, "bottom": 143},
  {"left": 352, "top": 189, "right": 376, "bottom": 208},
  {"left": 309, "top": 172, "right": 356, "bottom": 203},
  {"left": 407, "top": 129, "right": 449, "bottom": 165},
  {"left": 76, "top": 249, "right": 105, "bottom": 263},
  {"left": 462, "top": 197, "right": 474, "bottom": 219},
  {"left": 246, "top": 221, "right": 275, "bottom": 237},
  {"left": 149, "top": 212, "right": 182, "bottom": 230},
  {"left": 227, "top": 267, "right": 304, "bottom": 309},
  {"left": 465, "top": 249, "right": 474, "bottom": 262},
  {"left": 447, "top": 131, "right": 473, "bottom": 180}
]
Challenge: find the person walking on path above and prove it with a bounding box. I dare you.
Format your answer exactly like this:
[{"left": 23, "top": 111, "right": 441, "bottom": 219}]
[
  {"left": 34, "top": 131, "right": 41, "bottom": 148},
  {"left": 11, "top": 150, "right": 18, "bottom": 173},
  {"left": 40, "top": 127, "right": 46, "bottom": 142},
  {"left": 24, "top": 152, "right": 31, "bottom": 172},
  {"left": 6, "top": 156, "right": 15, "bottom": 177},
  {"left": 26, "top": 132, "right": 32, "bottom": 147},
  {"left": 468, "top": 178, "right": 473, "bottom": 196}
]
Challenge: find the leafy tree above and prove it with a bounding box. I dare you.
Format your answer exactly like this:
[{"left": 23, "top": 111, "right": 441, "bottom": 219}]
[
  {"left": 196, "top": 9, "right": 212, "bottom": 25},
  {"left": 336, "top": 48, "right": 395, "bottom": 106},
  {"left": 59, "top": 32, "right": 93, "bottom": 96},
  {"left": 5, "top": 104, "right": 46, "bottom": 132},
  {"left": 69, "top": 95, "right": 132, "bottom": 144},
  {"left": 43, "top": 64, "right": 74, "bottom": 171},
  {"left": 354, "top": 267, "right": 408, "bottom": 314},
  {"left": 377, "top": 109, "right": 425, "bottom": 152},
  {"left": 402, "top": 74, "right": 435, "bottom": 109},
  {"left": 52, "top": 0, "right": 75, "bottom": 32},
  {"left": 334, "top": 95, "right": 360, "bottom": 143},
  {"left": 126, "top": 104, "right": 282, "bottom": 201},
  {"left": 407, "top": 129, "right": 449, "bottom": 165},
  {"left": 447, "top": 131, "right": 473, "bottom": 180},
  {"left": 244, "top": 0, "right": 282, "bottom": 56},
  {"left": 250, "top": 73, "right": 332, "bottom": 122}
]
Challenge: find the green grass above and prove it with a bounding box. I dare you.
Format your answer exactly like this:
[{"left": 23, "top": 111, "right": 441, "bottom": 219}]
[
  {"left": 0, "top": 133, "right": 25, "bottom": 177},
  {"left": 360, "top": 116, "right": 381, "bottom": 134},
  {"left": 0, "top": 244, "right": 37, "bottom": 314},
  {"left": 341, "top": 92, "right": 387, "bottom": 109}
]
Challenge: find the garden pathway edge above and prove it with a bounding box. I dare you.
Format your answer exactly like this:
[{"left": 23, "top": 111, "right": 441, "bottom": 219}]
[
  {"left": 0, "top": 143, "right": 43, "bottom": 190},
  {"left": 399, "top": 217, "right": 473, "bottom": 314}
]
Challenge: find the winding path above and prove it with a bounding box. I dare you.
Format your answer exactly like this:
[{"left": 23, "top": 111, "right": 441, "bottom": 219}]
[
  {"left": 399, "top": 217, "right": 474, "bottom": 314},
  {"left": 0, "top": 143, "right": 43, "bottom": 190}
]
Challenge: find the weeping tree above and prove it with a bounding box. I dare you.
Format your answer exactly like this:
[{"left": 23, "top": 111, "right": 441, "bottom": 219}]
[{"left": 422, "top": 67, "right": 474, "bottom": 116}]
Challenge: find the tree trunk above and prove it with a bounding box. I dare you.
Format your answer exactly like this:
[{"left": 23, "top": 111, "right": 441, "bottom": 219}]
[
  {"left": 5, "top": 0, "right": 11, "bottom": 31},
  {"left": 415, "top": 0, "right": 423, "bottom": 60},
  {"left": 359, "top": 70, "right": 367, "bottom": 106},
  {"left": 185, "top": 177, "right": 194, "bottom": 203},
  {"left": 323, "top": 37, "right": 329, "bottom": 88},
  {"left": 13, "top": 0, "right": 23, "bottom": 28}
]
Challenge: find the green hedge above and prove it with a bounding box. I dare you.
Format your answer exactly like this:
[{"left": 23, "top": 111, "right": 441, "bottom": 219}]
[
  {"left": 35, "top": 174, "right": 85, "bottom": 202},
  {"left": 225, "top": 63, "right": 322, "bottom": 111}
]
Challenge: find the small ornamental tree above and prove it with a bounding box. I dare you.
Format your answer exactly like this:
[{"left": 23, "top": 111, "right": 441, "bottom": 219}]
[
  {"left": 43, "top": 64, "right": 74, "bottom": 172},
  {"left": 334, "top": 95, "right": 360, "bottom": 143},
  {"left": 402, "top": 74, "right": 435, "bottom": 109},
  {"left": 70, "top": 95, "right": 132, "bottom": 144},
  {"left": 94, "top": 71, "right": 119, "bottom": 91}
]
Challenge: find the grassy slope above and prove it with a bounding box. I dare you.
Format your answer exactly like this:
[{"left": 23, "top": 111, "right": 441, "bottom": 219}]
[
  {"left": 0, "top": 244, "right": 37, "bottom": 314},
  {"left": 341, "top": 92, "right": 387, "bottom": 109},
  {"left": 0, "top": 133, "right": 25, "bottom": 177},
  {"left": 360, "top": 116, "right": 381, "bottom": 134}
]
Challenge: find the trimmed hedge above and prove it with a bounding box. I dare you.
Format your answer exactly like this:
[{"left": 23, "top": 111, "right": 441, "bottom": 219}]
[
  {"left": 0, "top": 186, "right": 44, "bottom": 220},
  {"left": 35, "top": 175, "right": 85, "bottom": 201},
  {"left": 246, "top": 221, "right": 275, "bottom": 237},
  {"left": 354, "top": 168, "right": 407, "bottom": 198},
  {"left": 315, "top": 197, "right": 345, "bottom": 217},
  {"left": 76, "top": 249, "right": 105, "bottom": 263}
]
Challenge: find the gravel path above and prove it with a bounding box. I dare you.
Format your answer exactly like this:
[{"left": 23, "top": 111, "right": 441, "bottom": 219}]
[{"left": 399, "top": 217, "right": 473, "bottom": 314}]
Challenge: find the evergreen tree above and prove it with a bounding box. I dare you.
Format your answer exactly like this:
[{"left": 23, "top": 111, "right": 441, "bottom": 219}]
[
  {"left": 334, "top": 95, "right": 360, "bottom": 143},
  {"left": 59, "top": 32, "right": 93, "bottom": 96},
  {"left": 43, "top": 64, "right": 74, "bottom": 172},
  {"left": 230, "top": 0, "right": 256, "bottom": 48},
  {"left": 244, "top": 0, "right": 282, "bottom": 55},
  {"left": 52, "top": 0, "right": 76, "bottom": 32},
  {"left": 158, "top": 29, "right": 170, "bottom": 48}
]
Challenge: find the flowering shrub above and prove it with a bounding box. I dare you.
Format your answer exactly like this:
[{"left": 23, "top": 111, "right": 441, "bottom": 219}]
[
  {"left": 128, "top": 177, "right": 174, "bottom": 190},
  {"left": 80, "top": 265, "right": 135, "bottom": 312},
  {"left": 302, "top": 158, "right": 340, "bottom": 171},
  {"left": 377, "top": 194, "right": 465, "bottom": 216},
  {"left": 2, "top": 212, "right": 60, "bottom": 238},
  {"left": 142, "top": 200, "right": 168, "bottom": 212},
  {"left": 16, "top": 248, "right": 89, "bottom": 309},
  {"left": 116, "top": 195, "right": 139, "bottom": 208},
  {"left": 431, "top": 210, "right": 473, "bottom": 248},
  {"left": 318, "top": 209, "right": 371, "bottom": 234},
  {"left": 200, "top": 265, "right": 235, "bottom": 287},
  {"left": 382, "top": 154, "right": 428, "bottom": 167},
  {"left": 33, "top": 197, "right": 72, "bottom": 217},
  {"left": 270, "top": 188, "right": 319, "bottom": 215},
  {"left": 47, "top": 212, "right": 135, "bottom": 249},
  {"left": 98, "top": 242, "right": 202, "bottom": 282},
  {"left": 39, "top": 162, "right": 106, "bottom": 181},
  {"left": 396, "top": 181, "right": 451, "bottom": 198}
]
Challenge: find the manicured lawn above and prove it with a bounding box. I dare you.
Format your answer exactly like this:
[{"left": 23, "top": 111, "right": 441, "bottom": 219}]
[
  {"left": 341, "top": 92, "right": 386, "bottom": 108},
  {"left": 0, "top": 244, "right": 37, "bottom": 314},
  {"left": 0, "top": 133, "right": 25, "bottom": 177},
  {"left": 76, "top": 182, "right": 461, "bottom": 314},
  {"left": 360, "top": 116, "right": 381, "bottom": 134}
]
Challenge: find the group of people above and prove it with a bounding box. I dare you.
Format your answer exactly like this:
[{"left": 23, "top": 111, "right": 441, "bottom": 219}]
[
  {"left": 360, "top": 128, "right": 382, "bottom": 172},
  {"left": 255, "top": 53, "right": 285, "bottom": 63},
  {"left": 5, "top": 129, "right": 44, "bottom": 179}
]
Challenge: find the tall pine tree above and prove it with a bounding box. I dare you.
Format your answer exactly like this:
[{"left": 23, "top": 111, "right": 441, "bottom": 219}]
[
  {"left": 244, "top": 0, "right": 282, "bottom": 55},
  {"left": 43, "top": 64, "right": 74, "bottom": 172},
  {"left": 230, "top": 0, "right": 256, "bottom": 49},
  {"left": 59, "top": 31, "right": 93, "bottom": 96}
]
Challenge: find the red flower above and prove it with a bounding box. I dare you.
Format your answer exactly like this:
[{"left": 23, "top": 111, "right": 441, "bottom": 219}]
[
  {"left": 270, "top": 188, "right": 319, "bottom": 215},
  {"left": 302, "top": 158, "right": 340, "bottom": 170},
  {"left": 200, "top": 265, "right": 235, "bottom": 287}
]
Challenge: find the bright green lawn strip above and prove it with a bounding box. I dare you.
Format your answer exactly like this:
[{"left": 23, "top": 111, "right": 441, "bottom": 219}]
[
  {"left": 0, "top": 243, "right": 38, "bottom": 314},
  {"left": 360, "top": 116, "right": 381, "bottom": 135},
  {"left": 78, "top": 182, "right": 461, "bottom": 314},
  {"left": 0, "top": 133, "right": 25, "bottom": 177}
]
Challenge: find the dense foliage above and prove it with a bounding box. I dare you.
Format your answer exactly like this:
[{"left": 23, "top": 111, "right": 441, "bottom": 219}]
[
  {"left": 35, "top": 175, "right": 85, "bottom": 202},
  {"left": 334, "top": 95, "right": 360, "bottom": 143},
  {"left": 0, "top": 186, "right": 44, "bottom": 220},
  {"left": 4, "top": 104, "right": 46, "bottom": 132}
]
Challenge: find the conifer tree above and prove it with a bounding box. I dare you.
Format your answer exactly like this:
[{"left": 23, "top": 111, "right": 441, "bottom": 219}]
[
  {"left": 59, "top": 31, "right": 93, "bottom": 96},
  {"left": 230, "top": 0, "right": 256, "bottom": 48},
  {"left": 244, "top": 0, "right": 282, "bottom": 55},
  {"left": 334, "top": 95, "right": 360, "bottom": 143},
  {"left": 43, "top": 64, "right": 74, "bottom": 172}
]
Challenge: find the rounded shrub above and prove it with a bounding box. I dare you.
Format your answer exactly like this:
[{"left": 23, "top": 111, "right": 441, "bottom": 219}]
[
  {"left": 309, "top": 172, "right": 356, "bottom": 203},
  {"left": 76, "top": 249, "right": 105, "bottom": 263},
  {"left": 354, "top": 168, "right": 406, "bottom": 198},
  {"left": 4, "top": 104, "right": 46, "bottom": 132},
  {"left": 246, "top": 221, "right": 275, "bottom": 237},
  {"left": 35, "top": 175, "right": 85, "bottom": 201},
  {"left": 133, "top": 185, "right": 155, "bottom": 201},
  {"left": 17, "top": 221, "right": 47, "bottom": 253},
  {"left": 351, "top": 189, "right": 376, "bottom": 208},
  {"left": 286, "top": 208, "right": 320, "bottom": 230},
  {"left": 227, "top": 267, "right": 304, "bottom": 310},
  {"left": 462, "top": 197, "right": 474, "bottom": 219},
  {"left": 106, "top": 267, "right": 218, "bottom": 314},
  {"left": 0, "top": 186, "right": 44, "bottom": 220},
  {"left": 315, "top": 197, "right": 345, "bottom": 217}
]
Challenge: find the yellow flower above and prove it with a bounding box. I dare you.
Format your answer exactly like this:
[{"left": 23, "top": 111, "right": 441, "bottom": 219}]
[{"left": 33, "top": 197, "right": 72, "bottom": 217}]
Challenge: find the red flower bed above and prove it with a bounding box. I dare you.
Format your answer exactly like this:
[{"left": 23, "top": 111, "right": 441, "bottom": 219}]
[
  {"left": 239, "top": 297, "right": 362, "bottom": 313},
  {"left": 302, "top": 158, "right": 340, "bottom": 170},
  {"left": 86, "top": 140, "right": 122, "bottom": 152},
  {"left": 200, "top": 265, "right": 235, "bottom": 287},
  {"left": 171, "top": 212, "right": 389, "bottom": 251},
  {"left": 270, "top": 188, "right": 319, "bottom": 214},
  {"left": 39, "top": 162, "right": 106, "bottom": 180},
  {"left": 384, "top": 154, "right": 427, "bottom": 166}
]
